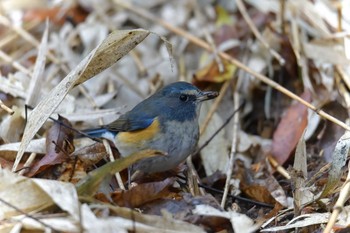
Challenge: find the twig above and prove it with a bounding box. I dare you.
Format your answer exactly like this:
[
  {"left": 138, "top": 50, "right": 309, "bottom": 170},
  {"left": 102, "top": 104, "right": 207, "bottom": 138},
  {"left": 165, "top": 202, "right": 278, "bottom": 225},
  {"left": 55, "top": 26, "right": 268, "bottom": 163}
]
[
  {"left": 221, "top": 92, "right": 240, "bottom": 208},
  {"left": 0, "top": 21, "right": 37, "bottom": 49},
  {"left": 0, "top": 100, "right": 14, "bottom": 115},
  {"left": 0, "top": 15, "right": 59, "bottom": 64},
  {"left": 130, "top": 50, "right": 147, "bottom": 77},
  {"left": 78, "top": 85, "right": 99, "bottom": 109},
  {"left": 200, "top": 80, "right": 231, "bottom": 135},
  {"left": 0, "top": 50, "right": 31, "bottom": 75},
  {"left": 268, "top": 156, "right": 291, "bottom": 180},
  {"left": 279, "top": 0, "right": 286, "bottom": 34},
  {"left": 18, "top": 152, "right": 37, "bottom": 176},
  {"left": 186, "top": 156, "right": 205, "bottom": 196},
  {"left": 115, "top": 0, "right": 350, "bottom": 132},
  {"left": 194, "top": 2, "right": 224, "bottom": 72},
  {"left": 176, "top": 175, "right": 274, "bottom": 208},
  {"left": 196, "top": 101, "right": 245, "bottom": 154},
  {"left": 335, "top": 65, "right": 350, "bottom": 93},
  {"left": 323, "top": 162, "right": 350, "bottom": 233},
  {"left": 236, "top": 0, "right": 285, "bottom": 65},
  {"left": 102, "top": 139, "right": 126, "bottom": 190}
]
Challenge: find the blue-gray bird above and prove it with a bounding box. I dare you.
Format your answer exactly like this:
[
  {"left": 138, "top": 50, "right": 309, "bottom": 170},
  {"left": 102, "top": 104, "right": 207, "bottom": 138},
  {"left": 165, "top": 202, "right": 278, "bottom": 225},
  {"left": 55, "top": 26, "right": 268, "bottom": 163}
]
[{"left": 84, "top": 82, "right": 218, "bottom": 173}]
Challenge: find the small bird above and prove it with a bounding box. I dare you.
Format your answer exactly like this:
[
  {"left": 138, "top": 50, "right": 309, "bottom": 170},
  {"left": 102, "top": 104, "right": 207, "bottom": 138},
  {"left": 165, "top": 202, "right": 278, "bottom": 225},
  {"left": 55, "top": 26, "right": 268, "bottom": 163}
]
[{"left": 84, "top": 82, "right": 218, "bottom": 173}]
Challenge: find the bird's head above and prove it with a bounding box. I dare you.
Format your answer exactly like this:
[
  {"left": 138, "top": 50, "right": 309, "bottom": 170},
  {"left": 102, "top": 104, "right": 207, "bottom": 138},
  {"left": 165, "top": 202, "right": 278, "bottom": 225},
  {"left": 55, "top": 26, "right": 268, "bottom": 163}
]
[{"left": 151, "top": 82, "right": 218, "bottom": 122}]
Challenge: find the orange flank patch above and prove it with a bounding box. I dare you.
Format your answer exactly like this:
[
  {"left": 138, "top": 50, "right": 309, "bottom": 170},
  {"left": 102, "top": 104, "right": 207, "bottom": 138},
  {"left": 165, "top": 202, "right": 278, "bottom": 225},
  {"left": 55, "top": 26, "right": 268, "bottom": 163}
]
[{"left": 117, "top": 118, "right": 160, "bottom": 145}]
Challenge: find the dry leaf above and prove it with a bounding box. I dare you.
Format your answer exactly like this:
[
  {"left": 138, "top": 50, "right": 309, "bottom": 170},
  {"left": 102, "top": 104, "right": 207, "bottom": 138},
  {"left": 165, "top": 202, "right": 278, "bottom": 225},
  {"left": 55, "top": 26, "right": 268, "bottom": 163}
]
[
  {"left": 271, "top": 91, "right": 311, "bottom": 165},
  {"left": 111, "top": 178, "right": 175, "bottom": 208},
  {"left": 14, "top": 29, "right": 150, "bottom": 171},
  {"left": 320, "top": 131, "right": 350, "bottom": 198},
  {"left": 27, "top": 115, "right": 75, "bottom": 177}
]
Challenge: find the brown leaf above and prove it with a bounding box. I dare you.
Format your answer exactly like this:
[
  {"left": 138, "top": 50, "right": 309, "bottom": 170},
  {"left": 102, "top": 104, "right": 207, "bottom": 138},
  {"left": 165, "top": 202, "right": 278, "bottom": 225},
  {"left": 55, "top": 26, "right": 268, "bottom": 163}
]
[
  {"left": 73, "top": 142, "right": 108, "bottom": 167},
  {"left": 14, "top": 29, "right": 150, "bottom": 171},
  {"left": 271, "top": 91, "right": 311, "bottom": 165},
  {"left": 27, "top": 116, "right": 75, "bottom": 177},
  {"left": 241, "top": 183, "right": 276, "bottom": 205},
  {"left": 142, "top": 193, "right": 232, "bottom": 232},
  {"left": 111, "top": 178, "right": 175, "bottom": 208},
  {"left": 237, "top": 160, "right": 289, "bottom": 206}
]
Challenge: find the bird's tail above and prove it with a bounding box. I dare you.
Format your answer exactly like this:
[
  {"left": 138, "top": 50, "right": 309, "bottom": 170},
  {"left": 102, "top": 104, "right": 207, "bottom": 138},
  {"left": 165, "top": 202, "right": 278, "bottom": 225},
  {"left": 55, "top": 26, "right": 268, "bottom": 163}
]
[{"left": 78, "top": 128, "right": 117, "bottom": 142}]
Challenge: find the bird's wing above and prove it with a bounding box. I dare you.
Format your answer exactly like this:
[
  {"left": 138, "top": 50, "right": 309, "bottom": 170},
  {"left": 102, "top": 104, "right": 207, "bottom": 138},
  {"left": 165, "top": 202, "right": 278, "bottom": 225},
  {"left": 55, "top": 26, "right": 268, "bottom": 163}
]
[
  {"left": 106, "top": 95, "right": 161, "bottom": 132},
  {"left": 105, "top": 114, "right": 155, "bottom": 132}
]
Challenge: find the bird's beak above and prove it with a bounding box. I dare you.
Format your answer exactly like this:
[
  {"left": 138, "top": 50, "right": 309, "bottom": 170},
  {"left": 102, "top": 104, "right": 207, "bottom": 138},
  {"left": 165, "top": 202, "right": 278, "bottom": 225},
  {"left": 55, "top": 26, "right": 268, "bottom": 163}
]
[{"left": 196, "top": 91, "right": 219, "bottom": 102}]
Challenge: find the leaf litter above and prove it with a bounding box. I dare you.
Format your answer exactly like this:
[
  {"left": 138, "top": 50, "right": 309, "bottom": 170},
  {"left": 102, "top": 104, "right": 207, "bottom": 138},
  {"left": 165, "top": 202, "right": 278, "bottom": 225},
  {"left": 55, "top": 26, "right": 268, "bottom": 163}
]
[{"left": 1, "top": 0, "right": 350, "bottom": 232}]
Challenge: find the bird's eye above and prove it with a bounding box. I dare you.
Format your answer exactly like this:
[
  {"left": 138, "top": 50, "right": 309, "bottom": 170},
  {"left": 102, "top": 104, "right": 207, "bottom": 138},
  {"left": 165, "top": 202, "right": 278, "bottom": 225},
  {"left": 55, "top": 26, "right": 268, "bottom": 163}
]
[{"left": 179, "top": 94, "right": 189, "bottom": 102}]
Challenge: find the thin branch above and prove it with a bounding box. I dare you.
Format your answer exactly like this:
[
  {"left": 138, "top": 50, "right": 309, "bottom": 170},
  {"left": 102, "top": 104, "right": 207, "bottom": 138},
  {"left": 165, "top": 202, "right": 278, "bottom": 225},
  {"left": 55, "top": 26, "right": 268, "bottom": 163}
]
[
  {"left": 176, "top": 175, "right": 274, "bottom": 208},
  {"left": 200, "top": 80, "right": 231, "bottom": 135},
  {"left": 323, "top": 162, "right": 350, "bottom": 233},
  {"left": 0, "top": 100, "right": 14, "bottom": 114},
  {"left": 115, "top": 0, "right": 350, "bottom": 132},
  {"left": 103, "top": 139, "right": 126, "bottom": 190},
  {"left": 0, "top": 50, "right": 31, "bottom": 75},
  {"left": 221, "top": 92, "right": 240, "bottom": 208},
  {"left": 196, "top": 101, "right": 245, "bottom": 155},
  {"left": 236, "top": 0, "right": 285, "bottom": 65}
]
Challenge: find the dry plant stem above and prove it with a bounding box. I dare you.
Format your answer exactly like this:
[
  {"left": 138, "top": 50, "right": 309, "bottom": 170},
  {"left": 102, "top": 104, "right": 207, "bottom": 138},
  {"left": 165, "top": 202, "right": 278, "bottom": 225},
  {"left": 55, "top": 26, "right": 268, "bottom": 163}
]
[
  {"left": 78, "top": 85, "right": 99, "bottom": 109},
  {"left": 335, "top": 65, "right": 350, "bottom": 91},
  {"left": 0, "top": 100, "right": 14, "bottom": 114},
  {"left": 337, "top": 74, "right": 350, "bottom": 109},
  {"left": 193, "top": 3, "right": 224, "bottom": 72},
  {"left": 323, "top": 163, "right": 350, "bottom": 233},
  {"left": 0, "top": 50, "right": 31, "bottom": 75},
  {"left": 221, "top": 92, "right": 240, "bottom": 208},
  {"left": 0, "top": 21, "right": 37, "bottom": 48},
  {"left": 187, "top": 79, "right": 228, "bottom": 196},
  {"left": 186, "top": 164, "right": 201, "bottom": 196},
  {"left": 305, "top": 163, "right": 331, "bottom": 187},
  {"left": 204, "top": 30, "right": 223, "bottom": 72},
  {"left": 268, "top": 156, "right": 291, "bottom": 179},
  {"left": 114, "top": 71, "right": 145, "bottom": 98},
  {"left": 129, "top": 50, "right": 147, "bottom": 76},
  {"left": 279, "top": 0, "right": 286, "bottom": 34},
  {"left": 236, "top": 0, "right": 285, "bottom": 65},
  {"left": 102, "top": 139, "right": 126, "bottom": 190},
  {"left": 0, "top": 15, "right": 59, "bottom": 64},
  {"left": 337, "top": 4, "right": 342, "bottom": 32},
  {"left": 18, "top": 152, "right": 37, "bottom": 176},
  {"left": 200, "top": 80, "right": 230, "bottom": 135},
  {"left": 186, "top": 155, "right": 205, "bottom": 196},
  {"left": 116, "top": 1, "right": 350, "bottom": 132}
]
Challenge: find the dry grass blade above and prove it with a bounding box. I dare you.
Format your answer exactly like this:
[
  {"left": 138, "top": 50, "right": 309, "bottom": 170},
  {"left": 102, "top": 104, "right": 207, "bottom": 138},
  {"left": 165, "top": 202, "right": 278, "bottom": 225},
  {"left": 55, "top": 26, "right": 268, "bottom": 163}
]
[
  {"left": 76, "top": 149, "right": 161, "bottom": 196},
  {"left": 13, "top": 29, "right": 150, "bottom": 171},
  {"left": 26, "top": 20, "right": 48, "bottom": 106},
  {"left": 292, "top": 130, "right": 308, "bottom": 215},
  {"left": 236, "top": 0, "right": 285, "bottom": 65}
]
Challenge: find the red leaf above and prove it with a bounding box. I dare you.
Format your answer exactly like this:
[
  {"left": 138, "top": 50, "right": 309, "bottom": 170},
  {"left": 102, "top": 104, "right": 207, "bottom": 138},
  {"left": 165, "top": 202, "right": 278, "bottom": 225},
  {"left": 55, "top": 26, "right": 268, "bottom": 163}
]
[
  {"left": 27, "top": 115, "right": 75, "bottom": 177},
  {"left": 271, "top": 91, "right": 311, "bottom": 165}
]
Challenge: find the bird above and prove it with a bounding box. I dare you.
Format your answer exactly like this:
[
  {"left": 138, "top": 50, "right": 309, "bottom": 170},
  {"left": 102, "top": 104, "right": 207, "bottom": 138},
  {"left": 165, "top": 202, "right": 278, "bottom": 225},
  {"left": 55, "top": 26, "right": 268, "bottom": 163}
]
[{"left": 83, "top": 81, "right": 218, "bottom": 174}]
